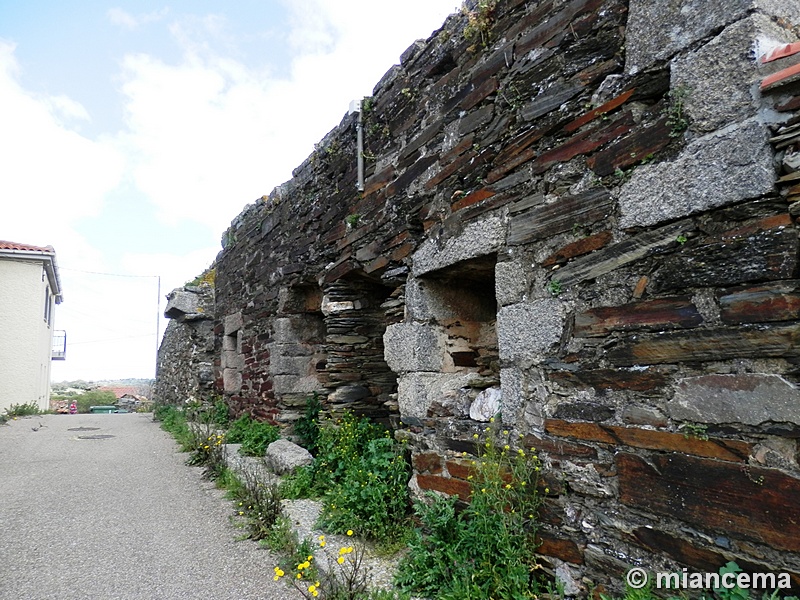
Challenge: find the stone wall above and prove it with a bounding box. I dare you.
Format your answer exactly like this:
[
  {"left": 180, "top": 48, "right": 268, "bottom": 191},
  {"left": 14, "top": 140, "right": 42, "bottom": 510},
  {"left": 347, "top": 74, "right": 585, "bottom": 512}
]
[
  {"left": 155, "top": 283, "right": 215, "bottom": 405},
  {"left": 160, "top": 0, "right": 800, "bottom": 593}
]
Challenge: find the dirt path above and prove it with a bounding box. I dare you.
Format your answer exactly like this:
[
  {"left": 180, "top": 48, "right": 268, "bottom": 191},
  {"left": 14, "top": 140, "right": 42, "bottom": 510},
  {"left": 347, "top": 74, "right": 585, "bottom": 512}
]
[{"left": 0, "top": 412, "right": 285, "bottom": 600}]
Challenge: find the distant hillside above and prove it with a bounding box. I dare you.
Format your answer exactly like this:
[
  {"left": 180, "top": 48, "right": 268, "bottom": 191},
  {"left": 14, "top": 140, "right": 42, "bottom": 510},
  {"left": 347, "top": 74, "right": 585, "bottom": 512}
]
[{"left": 52, "top": 379, "right": 154, "bottom": 395}]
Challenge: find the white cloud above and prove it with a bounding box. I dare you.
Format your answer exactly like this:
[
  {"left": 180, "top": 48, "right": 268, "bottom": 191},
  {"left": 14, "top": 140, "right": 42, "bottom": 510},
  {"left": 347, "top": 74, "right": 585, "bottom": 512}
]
[
  {"left": 4, "top": 1, "right": 461, "bottom": 382},
  {"left": 108, "top": 7, "right": 169, "bottom": 30},
  {"left": 51, "top": 269, "right": 163, "bottom": 381},
  {"left": 0, "top": 40, "right": 125, "bottom": 246},
  {"left": 115, "top": 0, "right": 459, "bottom": 233},
  {"left": 121, "top": 246, "right": 219, "bottom": 297}
]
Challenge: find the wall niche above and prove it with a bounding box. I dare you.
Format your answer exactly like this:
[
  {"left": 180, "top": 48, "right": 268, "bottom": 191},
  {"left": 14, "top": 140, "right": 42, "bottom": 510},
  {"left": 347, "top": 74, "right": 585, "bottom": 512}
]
[{"left": 321, "top": 274, "right": 399, "bottom": 423}]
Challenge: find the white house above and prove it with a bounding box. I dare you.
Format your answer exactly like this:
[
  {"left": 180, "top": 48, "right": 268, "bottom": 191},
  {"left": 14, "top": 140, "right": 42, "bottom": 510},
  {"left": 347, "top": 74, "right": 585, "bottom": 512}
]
[{"left": 0, "top": 241, "right": 64, "bottom": 413}]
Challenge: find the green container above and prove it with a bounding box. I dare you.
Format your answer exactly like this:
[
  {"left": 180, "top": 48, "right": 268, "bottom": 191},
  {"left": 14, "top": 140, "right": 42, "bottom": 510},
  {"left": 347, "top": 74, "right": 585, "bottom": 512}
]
[{"left": 89, "top": 406, "right": 117, "bottom": 414}]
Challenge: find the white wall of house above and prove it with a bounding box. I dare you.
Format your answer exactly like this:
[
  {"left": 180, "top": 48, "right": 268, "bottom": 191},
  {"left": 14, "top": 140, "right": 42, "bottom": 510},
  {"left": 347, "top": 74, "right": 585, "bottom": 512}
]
[{"left": 0, "top": 259, "right": 56, "bottom": 412}]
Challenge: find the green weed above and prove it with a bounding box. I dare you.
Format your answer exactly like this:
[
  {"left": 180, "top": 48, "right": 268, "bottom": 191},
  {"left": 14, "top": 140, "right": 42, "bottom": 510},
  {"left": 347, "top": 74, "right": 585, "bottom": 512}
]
[
  {"left": 667, "top": 86, "right": 690, "bottom": 137},
  {"left": 226, "top": 414, "right": 280, "bottom": 456},
  {"left": 296, "top": 393, "right": 322, "bottom": 453},
  {"left": 153, "top": 404, "right": 195, "bottom": 451},
  {"left": 313, "top": 412, "right": 411, "bottom": 541},
  {"left": 4, "top": 402, "right": 42, "bottom": 418},
  {"left": 396, "top": 421, "right": 545, "bottom": 599}
]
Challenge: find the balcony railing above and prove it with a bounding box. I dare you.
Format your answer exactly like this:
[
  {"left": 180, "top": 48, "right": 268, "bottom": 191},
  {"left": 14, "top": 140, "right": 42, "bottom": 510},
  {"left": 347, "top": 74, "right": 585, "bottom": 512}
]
[{"left": 52, "top": 330, "right": 67, "bottom": 360}]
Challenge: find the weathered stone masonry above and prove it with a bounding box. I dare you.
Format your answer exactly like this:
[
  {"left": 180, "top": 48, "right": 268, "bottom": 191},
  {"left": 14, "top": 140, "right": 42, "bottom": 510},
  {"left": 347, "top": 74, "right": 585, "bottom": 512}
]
[
  {"left": 157, "top": 0, "right": 800, "bottom": 593},
  {"left": 155, "top": 283, "right": 215, "bottom": 405}
]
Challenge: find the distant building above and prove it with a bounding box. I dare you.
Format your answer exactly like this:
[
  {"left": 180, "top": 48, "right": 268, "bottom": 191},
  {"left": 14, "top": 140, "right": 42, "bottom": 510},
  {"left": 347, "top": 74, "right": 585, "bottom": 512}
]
[
  {"left": 0, "top": 241, "right": 64, "bottom": 412},
  {"left": 98, "top": 385, "right": 143, "bottom": 399}
]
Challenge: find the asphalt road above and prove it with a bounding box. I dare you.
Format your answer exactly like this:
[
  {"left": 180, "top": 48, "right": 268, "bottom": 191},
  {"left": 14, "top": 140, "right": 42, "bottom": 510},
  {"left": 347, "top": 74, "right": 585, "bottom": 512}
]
[{"left": 0, "top": 413, "right": 287, "bottom": 600}]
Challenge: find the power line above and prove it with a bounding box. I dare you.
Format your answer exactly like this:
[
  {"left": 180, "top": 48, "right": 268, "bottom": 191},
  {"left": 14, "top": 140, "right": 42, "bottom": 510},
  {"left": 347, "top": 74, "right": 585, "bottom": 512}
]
[
  {"left": 60, "top": 267, "right": 160, "bottom": 278},
  {"left": 68, "top": 334, "right": 155, "bottom": 346}
]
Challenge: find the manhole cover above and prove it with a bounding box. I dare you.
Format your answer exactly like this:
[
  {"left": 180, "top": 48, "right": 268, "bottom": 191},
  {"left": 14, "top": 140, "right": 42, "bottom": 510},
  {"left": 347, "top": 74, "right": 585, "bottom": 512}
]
[
  {"left": 76, "top": 434, "right": 115, "bottom": 440},
  {"left": 68, "top": 427, "right": 100, "bottom": 432}
]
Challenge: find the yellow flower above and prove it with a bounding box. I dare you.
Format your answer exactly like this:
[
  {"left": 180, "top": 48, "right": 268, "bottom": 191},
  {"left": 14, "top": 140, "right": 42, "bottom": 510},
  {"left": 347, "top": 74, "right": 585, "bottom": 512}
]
[
  {"left": 504, "top": 445, "right": 510, "bottom": 450},
  {"left": 473, "top": 433, "right": 479, "bottom": 439},
  {"left": 319, "top": 541, "right": 326, "bottom": 547},
  {"left": 545, "top": 487, "right": 550, "bottom": 493},
  {"left": 297, "top": 573, "right": 303, "bottom": 580},
  {"left": 481, "top": 488, "right": 486, "bottom": 493},
  {"left": 308, "top": 585, "right": 317, "bottom": 594},
  {"left": 503, "top": 430, "right": 509, "bottom": 435},
  {"left": 312, "top": 591, "right": 319, "bottom": 598},
  {"left": 489, "top": 417, "right": 495, "bottom": 423},
  {"left": 505, "top": 484, "right": 512, "bottom": 489},
  {"left": 307, "top": 555, "right": 313, "bottom": 561},
  {"left": 337, "top": 556, "right": 345, "bottom": 564},
  {"left": 346, "top": 530, "right": 353, "bottom": 536}
]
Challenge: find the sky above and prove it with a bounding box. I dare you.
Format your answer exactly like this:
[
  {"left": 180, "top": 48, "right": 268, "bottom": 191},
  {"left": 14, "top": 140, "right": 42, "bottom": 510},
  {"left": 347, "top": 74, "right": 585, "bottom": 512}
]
[{"left": 0, "top": 0, "right": 460, "bottom": 382}]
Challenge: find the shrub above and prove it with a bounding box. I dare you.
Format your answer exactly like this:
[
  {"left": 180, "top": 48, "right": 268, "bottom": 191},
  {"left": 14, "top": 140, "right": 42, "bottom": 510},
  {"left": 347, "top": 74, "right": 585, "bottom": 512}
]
[{"left": 73, "top": 390, "right": 117, "bottom": 414}]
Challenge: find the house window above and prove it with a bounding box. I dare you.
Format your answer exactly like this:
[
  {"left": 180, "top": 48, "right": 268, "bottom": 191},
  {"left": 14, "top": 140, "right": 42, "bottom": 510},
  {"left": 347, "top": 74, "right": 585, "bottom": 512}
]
[{"left": 43, "top": 288, "right": 52, "bottom": 327}]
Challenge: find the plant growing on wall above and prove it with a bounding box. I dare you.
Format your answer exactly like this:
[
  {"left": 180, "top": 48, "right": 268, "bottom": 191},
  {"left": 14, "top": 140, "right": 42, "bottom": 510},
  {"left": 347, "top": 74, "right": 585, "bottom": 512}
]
[
  {"left": 295, "top": 392, "right": 322, "bottom": 453},
  {"left": 396, "top": 422, "right": 546, "bottom": 599},
  {"left": 463, "top": 0, "right": 498, "bottom": 51},
  {"left": 667, "top": 86, "right": 690, "bottom": 137}
]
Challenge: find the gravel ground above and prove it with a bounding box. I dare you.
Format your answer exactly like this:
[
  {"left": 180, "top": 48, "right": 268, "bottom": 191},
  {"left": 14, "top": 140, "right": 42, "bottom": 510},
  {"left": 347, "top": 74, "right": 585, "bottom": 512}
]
[{"left": 0, "top": 413, "right": 286, "bottom": 600}]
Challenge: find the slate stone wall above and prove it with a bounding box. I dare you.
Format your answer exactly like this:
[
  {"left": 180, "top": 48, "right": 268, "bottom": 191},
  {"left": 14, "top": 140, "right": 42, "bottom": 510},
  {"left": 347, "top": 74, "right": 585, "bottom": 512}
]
[
  {"left": 155, "top": 283, "right": 215, "bottom": 405},
  {"left": 161, "top": 0, "right": 800, "bottom": 593}
]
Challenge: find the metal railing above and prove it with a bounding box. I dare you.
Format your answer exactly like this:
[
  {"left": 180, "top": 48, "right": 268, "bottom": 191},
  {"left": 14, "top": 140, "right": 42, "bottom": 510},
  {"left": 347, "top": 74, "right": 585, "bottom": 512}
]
[{"left": 52, "top": 330, "right": 67, "bottom": 360}]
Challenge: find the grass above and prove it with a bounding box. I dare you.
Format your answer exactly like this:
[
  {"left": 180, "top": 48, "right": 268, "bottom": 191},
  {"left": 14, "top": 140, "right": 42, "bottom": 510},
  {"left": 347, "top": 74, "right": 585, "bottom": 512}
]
[
  {"left": 2, "top": 401, "right": 43, "bottom": 423},
  {"left": 226, "top": 414, "right": 280, "bottom": 456}
]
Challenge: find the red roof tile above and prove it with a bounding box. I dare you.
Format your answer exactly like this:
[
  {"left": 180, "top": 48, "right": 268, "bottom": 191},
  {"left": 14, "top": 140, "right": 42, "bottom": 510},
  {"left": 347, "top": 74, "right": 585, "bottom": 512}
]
[
  {"left": 761, "top": 62, "right": 800, "bottom": 91},
  {"left": 761, "top": 41, "right": 800, "bottom": 64},
  {"left": 98, "top": 386, "right": 141, "bottom": 399},
  {"left": 0, "top": 240, "right": 55, "bottom": 253}
]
